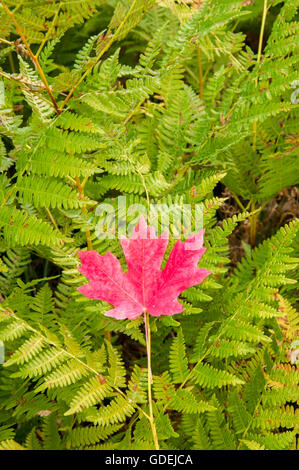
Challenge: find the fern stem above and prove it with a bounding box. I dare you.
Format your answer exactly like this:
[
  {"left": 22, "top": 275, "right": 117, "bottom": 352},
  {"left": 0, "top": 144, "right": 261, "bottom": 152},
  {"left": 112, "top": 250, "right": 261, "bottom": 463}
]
[
  {"left": 8, "top": 52, "right": 15, "bottom": 73},
  {"left": 104, "top": 329, "right": 111, "bottom": 342},
  {"left": 123, "top": 100, "right": 144, "bottom": 125},
  {"left": 0, "top": 70, "right": 50, "bottom": 96},
  {"left": 144, "top": 312, "right": 159, "bottom": 450},
  {"left": 46, "top": 208, "right": 59, "bottom": 232},
  {"left": 12, "top": 0, "right": 25, "bottom": 14},
  {"left": 1, "top": 1, "right": 60, "bottom": 114},
  {"left": 257, "top": 0, "right": 268, "bottom": 64},
  {"left": 85, "top": 231, "right": 93, "bottom": 251},
  {"left": 35, "top": 2, "right": 62, "bottom": 59},
  {"left": 252, "top": 0, "right": 268, "bottom": 152},
  {"left": 0, "top": 37, "right": 14, "bottom": 46},
  {"left": 232, "top": 192, "right": 246, "bottom": 211},
  {"left": 250, "top": 0, "right": 268, "bottom": 246},
  {"left": 0, "top": 70, "right": 18, "bottom": 82},
  {"left": 249, "top": 201, "right": 257, "bottom": 247}
]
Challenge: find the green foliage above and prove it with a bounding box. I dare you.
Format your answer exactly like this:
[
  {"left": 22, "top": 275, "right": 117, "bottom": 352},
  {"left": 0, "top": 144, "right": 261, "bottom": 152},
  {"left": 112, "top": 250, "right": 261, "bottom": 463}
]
[{"left": 0, "top": 0, "right": 298, "bottom": 451}]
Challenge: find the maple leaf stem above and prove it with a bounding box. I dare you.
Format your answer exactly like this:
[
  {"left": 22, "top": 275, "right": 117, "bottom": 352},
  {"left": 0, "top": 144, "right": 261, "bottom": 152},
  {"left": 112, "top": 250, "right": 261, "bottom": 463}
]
[{"left": 144, "top": 312, "right": 159, "bottom": 450}]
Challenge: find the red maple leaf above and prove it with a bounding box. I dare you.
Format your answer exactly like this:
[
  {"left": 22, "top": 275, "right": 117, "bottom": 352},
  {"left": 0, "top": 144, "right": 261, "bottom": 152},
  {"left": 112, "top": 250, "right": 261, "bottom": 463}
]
[{"left": 78, "top": 216, "right": 211, "bottom": 320}]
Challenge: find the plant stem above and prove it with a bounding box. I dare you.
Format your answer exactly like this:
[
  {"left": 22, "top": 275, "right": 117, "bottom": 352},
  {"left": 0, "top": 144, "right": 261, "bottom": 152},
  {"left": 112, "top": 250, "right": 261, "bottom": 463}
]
[
  {"left": 8, "top": 52, "right": 15, "bottom": 73},
  {"left": 232, "top": 192, "right": 246, "bottom": 211},
  {"left": 46, "top": 207, "right": 59, "bottom": 232},
  {"left": 1, "top": 1, "right": 60, "bottom": 114},
  {"left": 250, "top": 201, "right": 257, "bottom": 247},
  {"left": 144, "top": 312, "right": 159, "bottom": 450},
  {"left": 250, "top": 0, "right": 268, "bottom": 246},
  {"left": 0, "top": 37, "right": 14, "bottom": 46},
  {"left": 123, "top": 99, "right": 144, "bottom": 125},
  {"left": 35, "top": 2, "right": 61, "bottom": 59},
  {"left": 252, "top": 0, "right": 268, "bottom": 152},
  {"left": 257, "top": 0, "right": 268, "bottom": 64}
]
